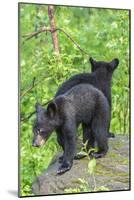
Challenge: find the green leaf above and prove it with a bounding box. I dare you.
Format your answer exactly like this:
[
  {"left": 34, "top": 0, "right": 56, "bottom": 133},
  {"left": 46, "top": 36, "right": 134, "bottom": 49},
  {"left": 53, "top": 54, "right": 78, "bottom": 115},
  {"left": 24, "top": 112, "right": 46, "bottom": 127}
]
[{"left": 88, "top": 158, "right": 96, "bottom": 174}]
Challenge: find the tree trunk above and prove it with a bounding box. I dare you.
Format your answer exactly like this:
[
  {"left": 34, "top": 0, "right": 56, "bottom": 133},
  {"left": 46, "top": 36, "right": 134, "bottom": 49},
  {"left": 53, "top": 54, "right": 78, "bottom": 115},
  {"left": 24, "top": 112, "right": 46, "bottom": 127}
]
[{"left": 48, "top": 5, "right": 60, "bottom": 56}]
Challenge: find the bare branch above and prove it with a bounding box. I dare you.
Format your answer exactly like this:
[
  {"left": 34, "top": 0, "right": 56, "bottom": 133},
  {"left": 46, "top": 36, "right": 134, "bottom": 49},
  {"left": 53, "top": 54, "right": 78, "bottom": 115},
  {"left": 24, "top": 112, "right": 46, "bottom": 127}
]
[
  {"left": 22, "top": 27, "right": 52, "bottom": 41},
  {"left": 22, "top": 27, "right": 89, "bottom": 55},
  {"left": 58, "top": 28, "right": 89, "bottom": 55}
]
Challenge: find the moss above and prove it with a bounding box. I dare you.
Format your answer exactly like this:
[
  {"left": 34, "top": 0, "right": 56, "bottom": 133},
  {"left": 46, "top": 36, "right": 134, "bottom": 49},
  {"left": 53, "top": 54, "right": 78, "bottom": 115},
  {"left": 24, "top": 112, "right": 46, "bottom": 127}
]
[
  {"left": 108, "top": 151, "right": 119, "bottom": 158},
  {"left": 95, "top": 162, "right": 128, "bottom": 178},
  {"left": 121, "top": 158, "right": 129, "bottom": 165},
  {"left": 95, "top": 164, "right": 115, "bottom": 177},
  {"left": 112, "top": 141, "right": 124, "bottom": 149}
]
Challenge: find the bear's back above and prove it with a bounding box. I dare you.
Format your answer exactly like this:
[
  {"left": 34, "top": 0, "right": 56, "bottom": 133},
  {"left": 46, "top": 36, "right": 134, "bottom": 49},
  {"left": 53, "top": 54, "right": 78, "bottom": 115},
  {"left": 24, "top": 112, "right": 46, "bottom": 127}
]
[{"left": 55, "top": 84, "right": 109, "bottom": 125}]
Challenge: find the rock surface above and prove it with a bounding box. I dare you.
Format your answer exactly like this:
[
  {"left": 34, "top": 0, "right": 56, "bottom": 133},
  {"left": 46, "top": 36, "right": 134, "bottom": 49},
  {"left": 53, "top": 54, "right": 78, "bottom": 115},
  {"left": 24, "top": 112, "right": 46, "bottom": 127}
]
[{"left": 32, "top": 136, "right": 130, "bottom": 195}]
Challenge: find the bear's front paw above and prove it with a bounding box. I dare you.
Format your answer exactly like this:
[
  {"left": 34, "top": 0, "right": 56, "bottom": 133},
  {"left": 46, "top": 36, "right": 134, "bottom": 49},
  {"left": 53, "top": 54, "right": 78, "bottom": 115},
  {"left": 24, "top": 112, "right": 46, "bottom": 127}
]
[{"left": 57, "top": 161, "right": 72, "bottom": 175}]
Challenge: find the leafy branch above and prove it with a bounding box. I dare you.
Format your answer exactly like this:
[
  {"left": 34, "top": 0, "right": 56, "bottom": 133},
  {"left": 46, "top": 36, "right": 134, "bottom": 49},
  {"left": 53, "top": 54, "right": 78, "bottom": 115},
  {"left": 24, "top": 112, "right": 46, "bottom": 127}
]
[
  {"left": 20, "top": 99, "right": 51, "bottom": 122},
  {"left": 21, "top": 77, "right": 36, "bottom": 99},
  {"left": 21, "top": 75, "right": 49, "bottom": 99}
]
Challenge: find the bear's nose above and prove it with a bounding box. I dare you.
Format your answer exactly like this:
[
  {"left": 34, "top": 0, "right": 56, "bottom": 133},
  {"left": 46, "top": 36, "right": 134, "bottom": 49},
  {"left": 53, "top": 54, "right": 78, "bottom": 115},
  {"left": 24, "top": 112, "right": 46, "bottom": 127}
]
[{"left": 32, "top": 142, "right": 40, "bottom": 147}]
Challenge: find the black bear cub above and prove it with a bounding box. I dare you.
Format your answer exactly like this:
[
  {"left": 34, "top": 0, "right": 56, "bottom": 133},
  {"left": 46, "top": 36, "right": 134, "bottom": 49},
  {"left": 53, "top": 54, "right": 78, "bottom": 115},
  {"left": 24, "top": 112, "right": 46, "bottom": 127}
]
[
  {"left": 55, "top": 57, "right": 119, "bottom": 137},
  {"left": 33, "top": 84, "right": 110, "bottom": 175}
]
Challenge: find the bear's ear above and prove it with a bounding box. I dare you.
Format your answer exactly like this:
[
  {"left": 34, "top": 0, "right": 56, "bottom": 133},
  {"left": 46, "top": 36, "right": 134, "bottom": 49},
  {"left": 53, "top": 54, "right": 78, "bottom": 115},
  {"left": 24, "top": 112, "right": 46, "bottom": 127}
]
[
  {"left": 109, "top": 58, "right": 119, "bottom": 71},
  {"left": 35, "top": 103, "right": 43, "bottom": 113},
  {"left": 89, "top": 57, "right": 97, "bottom": 72},
  {"left": 47, "top": 101, "right": 57, "bottom": 118},
  {"left": 89, "top": 57, "right": 97, "bottom": 67}
]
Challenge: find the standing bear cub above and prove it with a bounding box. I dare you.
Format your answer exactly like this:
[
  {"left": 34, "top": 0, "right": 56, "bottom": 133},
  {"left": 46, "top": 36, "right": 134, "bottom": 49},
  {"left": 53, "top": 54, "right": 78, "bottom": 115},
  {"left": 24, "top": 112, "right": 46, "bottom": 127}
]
[
  {"left": 33, "top": 84, "right": 110, "bottom": 175},
  {"left": 55, "top": 57, "right": 119, "bottom": 138}
]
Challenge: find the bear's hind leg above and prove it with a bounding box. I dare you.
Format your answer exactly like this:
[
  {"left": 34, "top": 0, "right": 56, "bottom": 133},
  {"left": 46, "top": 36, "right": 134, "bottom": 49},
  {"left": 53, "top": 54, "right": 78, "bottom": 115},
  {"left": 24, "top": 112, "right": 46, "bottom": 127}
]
[
  {"left": 74, "top": 123, "right": 95, "bottom": 160},
  {"left": 82, "top": 123, "right": 95, "bottom": 150},
  {"left": 91, "top": 118, "right": 108, "bottom": 159}
]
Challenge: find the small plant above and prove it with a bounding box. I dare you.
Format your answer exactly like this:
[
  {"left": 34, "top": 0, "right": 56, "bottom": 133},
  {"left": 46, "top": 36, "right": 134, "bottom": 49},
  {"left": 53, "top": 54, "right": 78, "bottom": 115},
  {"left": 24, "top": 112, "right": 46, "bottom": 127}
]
[
  {"left": 82, "top": 141, "right": 97, "bottom": 191},
  {"left": 64, "top": 141, "right": 109, "bottom": 193},
  {"left": 88, "top": 158, "right": 97, "bottom": 191}
]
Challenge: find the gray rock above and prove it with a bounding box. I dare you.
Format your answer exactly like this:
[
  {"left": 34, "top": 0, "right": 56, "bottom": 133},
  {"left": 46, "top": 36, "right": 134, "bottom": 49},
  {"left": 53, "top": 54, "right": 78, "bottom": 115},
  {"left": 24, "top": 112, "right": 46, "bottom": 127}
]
[{"left": 32, "top": 135, "right": 130, "bottom": 195}]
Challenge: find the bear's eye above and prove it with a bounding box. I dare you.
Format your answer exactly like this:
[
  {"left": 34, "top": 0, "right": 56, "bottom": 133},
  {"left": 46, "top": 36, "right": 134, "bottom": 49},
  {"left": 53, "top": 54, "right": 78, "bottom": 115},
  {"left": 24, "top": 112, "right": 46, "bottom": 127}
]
[
  {"left": 37, "top": 128, "right": 44, "bottom": 135},
  {"left": 36, "top": 128, "right": 41, "bottom": 134}
]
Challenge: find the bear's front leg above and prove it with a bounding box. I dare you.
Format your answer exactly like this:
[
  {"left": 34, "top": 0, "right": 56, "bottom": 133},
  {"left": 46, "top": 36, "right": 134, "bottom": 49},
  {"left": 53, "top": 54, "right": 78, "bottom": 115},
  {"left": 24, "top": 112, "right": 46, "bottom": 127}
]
[
  {"left": 57, "top": 123, "right": 76, "bottom": 175},
  {"left": 56, "top": 129, "right": 65, "bottom": 163}
]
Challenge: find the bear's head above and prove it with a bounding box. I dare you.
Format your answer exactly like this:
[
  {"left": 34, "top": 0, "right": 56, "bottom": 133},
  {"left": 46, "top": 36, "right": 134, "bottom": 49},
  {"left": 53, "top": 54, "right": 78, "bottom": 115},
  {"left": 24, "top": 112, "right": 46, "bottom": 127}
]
[
  {"left": 89, "top": 57, "right": 119, "bottom": 74},
  {"left": 32, "top": 102, "right": 60, "bottom": 147}
]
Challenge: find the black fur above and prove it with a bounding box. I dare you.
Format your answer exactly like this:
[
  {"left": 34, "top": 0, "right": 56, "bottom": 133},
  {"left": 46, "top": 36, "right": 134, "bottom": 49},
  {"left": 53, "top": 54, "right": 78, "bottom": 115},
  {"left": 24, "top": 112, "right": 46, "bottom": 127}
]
[
  {"left": 33, "top": 84, "right": 110, "bottom": 175},
  {"left": 55, "top": 57, "right": 119, "bottom": 138}
]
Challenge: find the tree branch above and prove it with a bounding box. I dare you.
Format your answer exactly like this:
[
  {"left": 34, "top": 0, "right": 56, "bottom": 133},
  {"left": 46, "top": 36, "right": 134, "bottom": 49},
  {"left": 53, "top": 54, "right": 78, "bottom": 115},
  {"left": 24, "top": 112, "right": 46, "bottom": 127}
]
[
  {"left": 22, "top": 27, "right": 52, "bottom": 41},
  {"left": 21, "top": 77, "right": 36, "bottom": 99},
  {"left": 58, "top": 28, "right": 89, "bottom": 55},
  {"left": 48, "top": 5, "right": 60, "bottom": 55},
  {"left": 22, "top": 27, "right": 89, "bottom": 55},
  {"left": 21, "top": 75, "right": 48, "bottom": 99},
  {"left": 20, "top": 75, "right": 53, "bottom": 122}
]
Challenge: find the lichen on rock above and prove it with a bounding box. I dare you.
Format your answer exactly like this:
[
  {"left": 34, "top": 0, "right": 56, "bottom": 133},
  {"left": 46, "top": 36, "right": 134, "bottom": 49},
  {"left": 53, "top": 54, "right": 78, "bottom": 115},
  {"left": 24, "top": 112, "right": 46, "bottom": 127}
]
[{"left": 32, "top": 135, "right": 130, "bottom": 195}]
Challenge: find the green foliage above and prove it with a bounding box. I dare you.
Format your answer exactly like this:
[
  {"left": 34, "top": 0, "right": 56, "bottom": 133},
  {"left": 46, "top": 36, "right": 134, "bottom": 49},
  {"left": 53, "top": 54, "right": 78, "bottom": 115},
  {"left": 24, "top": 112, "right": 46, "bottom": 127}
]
[
  {"left": 19, "top": 3, "right": 129, "bottom": 196},
  {"left": 20, "top": 123, "right": 60, "bottom": 196},
  {"left": 88, "top": 158, "right": 96, "bottom": 174}
]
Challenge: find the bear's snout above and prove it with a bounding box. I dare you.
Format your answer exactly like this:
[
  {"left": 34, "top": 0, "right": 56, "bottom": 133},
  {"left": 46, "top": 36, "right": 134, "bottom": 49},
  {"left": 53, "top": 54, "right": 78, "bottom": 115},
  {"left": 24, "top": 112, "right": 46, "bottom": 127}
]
[{"left": 32, "top": 141, "right": 40, "bottom": 147}]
